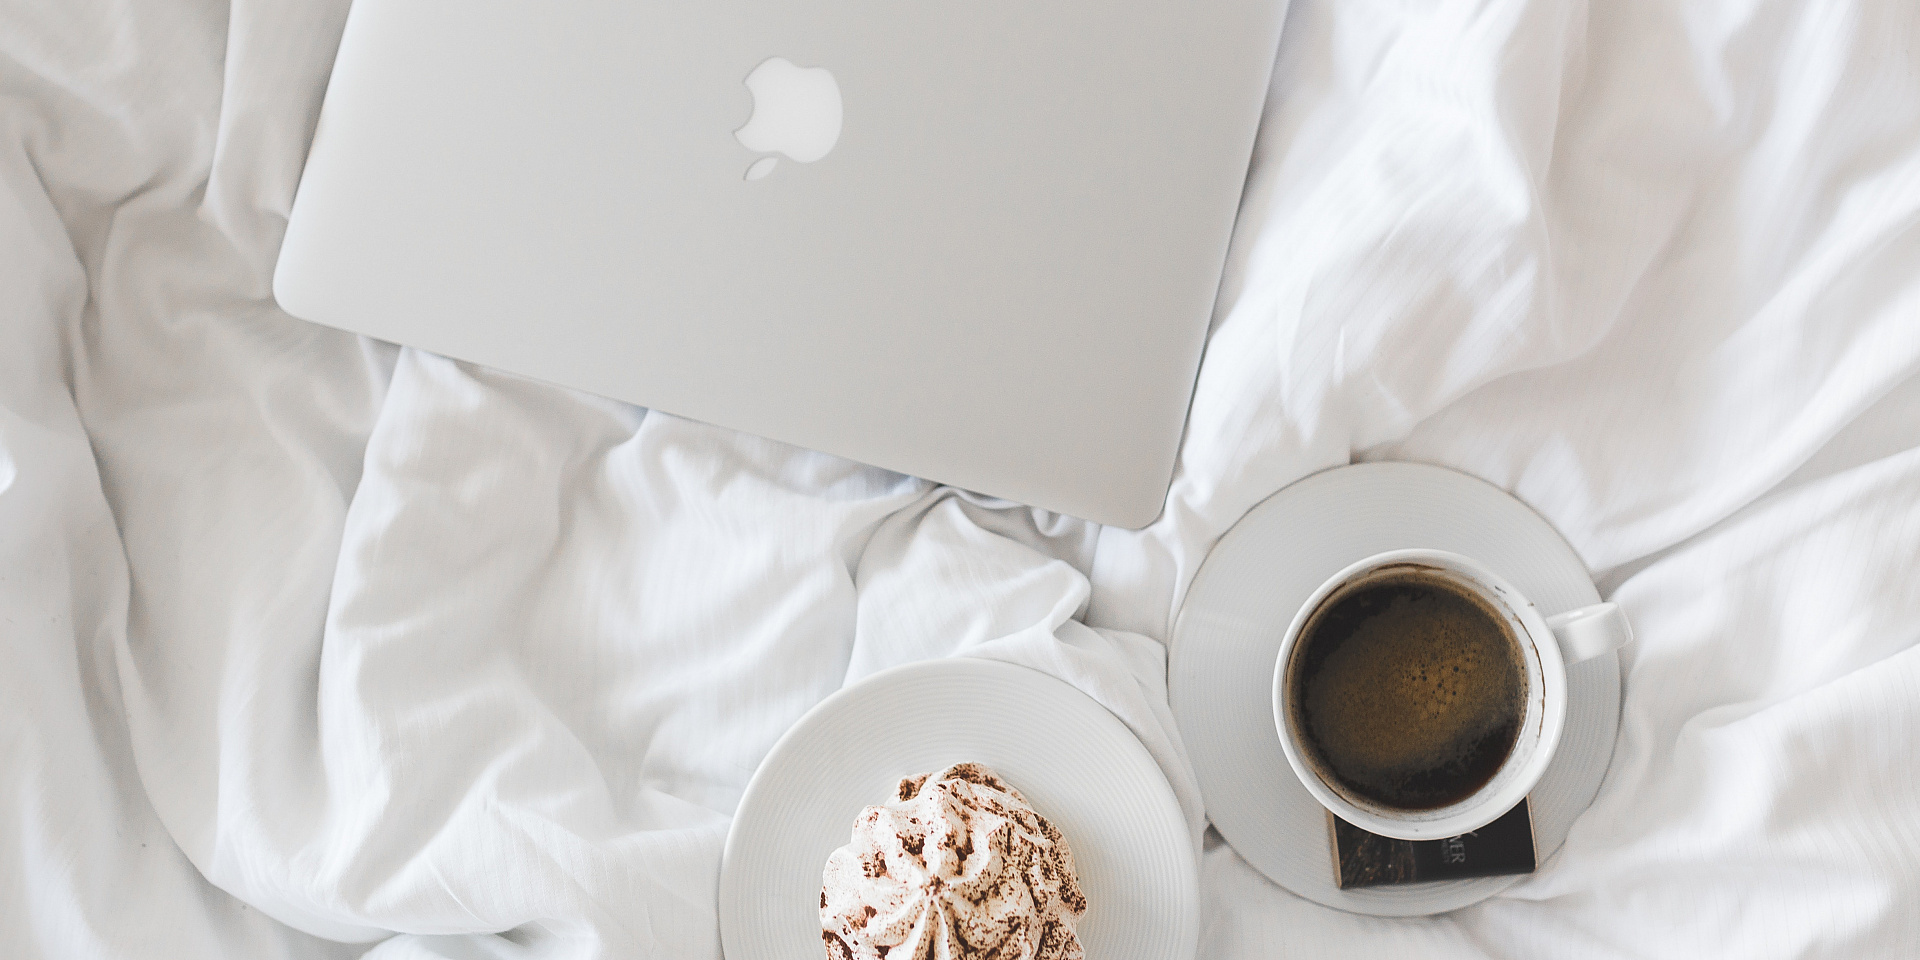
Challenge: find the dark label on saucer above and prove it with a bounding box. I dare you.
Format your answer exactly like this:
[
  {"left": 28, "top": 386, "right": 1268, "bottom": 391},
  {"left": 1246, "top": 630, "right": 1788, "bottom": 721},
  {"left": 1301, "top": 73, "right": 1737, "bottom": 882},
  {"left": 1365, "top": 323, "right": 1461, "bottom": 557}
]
[{"left": 1329, "top": 800, "right": 1536, "bottom": 889}]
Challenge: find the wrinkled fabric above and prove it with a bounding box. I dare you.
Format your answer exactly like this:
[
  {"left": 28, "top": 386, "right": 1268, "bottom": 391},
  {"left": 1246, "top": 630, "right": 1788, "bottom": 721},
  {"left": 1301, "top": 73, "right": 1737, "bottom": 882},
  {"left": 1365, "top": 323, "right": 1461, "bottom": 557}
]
[{"left": 3, "top": 1, "right": 1918, "bottom": 959}]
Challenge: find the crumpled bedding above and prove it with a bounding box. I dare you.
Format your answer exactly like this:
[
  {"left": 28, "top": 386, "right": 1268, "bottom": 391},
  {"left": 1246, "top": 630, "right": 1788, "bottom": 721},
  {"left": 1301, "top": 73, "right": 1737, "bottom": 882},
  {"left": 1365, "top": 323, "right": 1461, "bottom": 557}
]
[{"left": 4, "top": 0, "right": 1919, "bottom": 957}]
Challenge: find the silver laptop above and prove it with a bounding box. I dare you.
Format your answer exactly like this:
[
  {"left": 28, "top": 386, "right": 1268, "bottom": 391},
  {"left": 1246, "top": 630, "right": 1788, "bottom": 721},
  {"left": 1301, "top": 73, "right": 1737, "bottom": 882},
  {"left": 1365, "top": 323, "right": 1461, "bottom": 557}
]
[{"left": 275, "top": 0, "right": 1287, "bottom": 528}]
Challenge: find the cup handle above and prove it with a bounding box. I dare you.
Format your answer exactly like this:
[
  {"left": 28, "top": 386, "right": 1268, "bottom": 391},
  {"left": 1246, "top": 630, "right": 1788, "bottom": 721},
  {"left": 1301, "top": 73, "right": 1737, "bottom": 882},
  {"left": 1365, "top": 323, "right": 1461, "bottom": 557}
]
[{"left": 1545, "top": 602, "right": 1633, "bottom": 664}]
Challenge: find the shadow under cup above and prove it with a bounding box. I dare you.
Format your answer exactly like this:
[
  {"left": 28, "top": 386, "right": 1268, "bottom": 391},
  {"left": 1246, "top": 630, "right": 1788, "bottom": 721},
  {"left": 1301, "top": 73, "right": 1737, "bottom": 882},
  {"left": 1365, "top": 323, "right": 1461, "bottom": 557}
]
[{"left": 1281, "top": 560, "right": 1548, "bottom": 832}]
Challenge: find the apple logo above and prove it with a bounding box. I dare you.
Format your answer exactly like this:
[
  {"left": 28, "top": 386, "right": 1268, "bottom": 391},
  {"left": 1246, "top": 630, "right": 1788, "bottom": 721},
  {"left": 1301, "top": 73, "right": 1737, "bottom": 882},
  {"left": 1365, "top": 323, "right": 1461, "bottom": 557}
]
[{"left": 734, "top": 57, "right": 843, "bottom": 181}]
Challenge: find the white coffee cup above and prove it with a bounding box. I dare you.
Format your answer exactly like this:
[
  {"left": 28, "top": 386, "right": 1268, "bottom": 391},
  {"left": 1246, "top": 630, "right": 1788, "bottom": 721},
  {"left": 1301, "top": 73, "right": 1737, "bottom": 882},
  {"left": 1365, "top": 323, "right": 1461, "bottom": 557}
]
[{"left": 1271, "top": 548, "right": 1631, "bottom": 841}]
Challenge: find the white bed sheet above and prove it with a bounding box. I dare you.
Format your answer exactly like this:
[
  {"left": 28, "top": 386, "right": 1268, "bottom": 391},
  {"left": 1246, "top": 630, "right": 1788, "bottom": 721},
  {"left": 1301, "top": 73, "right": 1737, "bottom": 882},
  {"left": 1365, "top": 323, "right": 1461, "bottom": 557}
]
[{"left": 3, "top": 0, "right": 1918, "bottom": 957}]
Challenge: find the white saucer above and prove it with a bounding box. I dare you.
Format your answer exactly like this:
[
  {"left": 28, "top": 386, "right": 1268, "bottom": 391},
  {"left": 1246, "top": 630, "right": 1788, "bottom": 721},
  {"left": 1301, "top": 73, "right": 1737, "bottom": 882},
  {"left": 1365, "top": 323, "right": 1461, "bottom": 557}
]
[
  {"left": 1170, "top": 462, "right": 1622, "bottom": 916},
  {"left": 720, "top": 658, "right": 1199, "bottom": 960}
]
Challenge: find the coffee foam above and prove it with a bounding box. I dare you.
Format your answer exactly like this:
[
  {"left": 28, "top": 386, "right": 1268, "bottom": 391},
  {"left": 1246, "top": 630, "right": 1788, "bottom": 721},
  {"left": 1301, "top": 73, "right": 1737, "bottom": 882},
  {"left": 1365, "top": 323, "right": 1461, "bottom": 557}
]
[{"left": 1293, "top": 570, "right": 1526, "bottom": 808}]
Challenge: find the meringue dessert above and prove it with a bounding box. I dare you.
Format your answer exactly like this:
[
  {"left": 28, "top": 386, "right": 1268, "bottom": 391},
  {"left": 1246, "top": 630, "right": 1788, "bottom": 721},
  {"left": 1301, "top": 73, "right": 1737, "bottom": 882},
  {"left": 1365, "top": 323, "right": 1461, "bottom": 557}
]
[{"left": 821, "top": 762, "right": 1086, "bottom": 960}]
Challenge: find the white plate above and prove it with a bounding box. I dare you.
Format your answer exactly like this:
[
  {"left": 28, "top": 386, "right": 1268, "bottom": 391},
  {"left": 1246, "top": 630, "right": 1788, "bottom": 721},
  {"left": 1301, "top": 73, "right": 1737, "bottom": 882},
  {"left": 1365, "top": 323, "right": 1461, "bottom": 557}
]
[
  {"left": 1171, "top": 462, "right": 1622, "bottom": 916},
  {"left": 720, "top": 658, "right": 1199, "bottom": 960}
]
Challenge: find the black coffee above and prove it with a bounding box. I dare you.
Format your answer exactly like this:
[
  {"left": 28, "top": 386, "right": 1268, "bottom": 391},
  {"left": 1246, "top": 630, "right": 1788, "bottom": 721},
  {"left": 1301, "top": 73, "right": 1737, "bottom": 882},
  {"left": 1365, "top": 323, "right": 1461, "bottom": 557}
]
[{"left": 1289, "top": 567, "right": 1526, "bottom": 811}]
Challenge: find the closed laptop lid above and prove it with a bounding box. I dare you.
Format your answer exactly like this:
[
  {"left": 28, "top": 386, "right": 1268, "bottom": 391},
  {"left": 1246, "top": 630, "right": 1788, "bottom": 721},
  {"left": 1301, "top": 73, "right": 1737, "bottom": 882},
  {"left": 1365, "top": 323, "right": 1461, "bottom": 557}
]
[{"left": 275, "top": 0, "right": 1287, "bottom": 528}]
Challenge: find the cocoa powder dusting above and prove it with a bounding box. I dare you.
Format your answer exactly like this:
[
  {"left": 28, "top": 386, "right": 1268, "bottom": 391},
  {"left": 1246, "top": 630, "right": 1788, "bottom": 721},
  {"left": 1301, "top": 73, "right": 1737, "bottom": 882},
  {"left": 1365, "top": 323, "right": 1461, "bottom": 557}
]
[{"left": 819, "top": 763, "right": 1086, "bottom": 960}]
